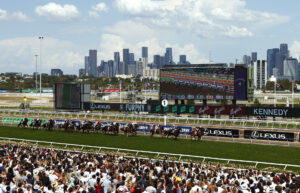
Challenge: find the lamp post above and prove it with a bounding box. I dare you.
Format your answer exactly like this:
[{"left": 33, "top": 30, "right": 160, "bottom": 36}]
[
  {"left": 39, "top": 36, "right": 44, "bottom": 107},
  {"left": 35, "top": 55, "right": 38, "bottom": 92}
]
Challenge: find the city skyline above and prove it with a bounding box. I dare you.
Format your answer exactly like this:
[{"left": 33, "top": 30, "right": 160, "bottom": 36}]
[{"left": 1, "top": 0, "right": 300, "bottom": 74}]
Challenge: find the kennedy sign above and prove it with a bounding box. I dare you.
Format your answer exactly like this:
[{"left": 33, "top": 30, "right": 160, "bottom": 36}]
[
  {"left": 245, "top": 107, "right": 300, "bottom": 117},
  {"left": 244, "top": 130, "right": 294, "bottom": 142}
]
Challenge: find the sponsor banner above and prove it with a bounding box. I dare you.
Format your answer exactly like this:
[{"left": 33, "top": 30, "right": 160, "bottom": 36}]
[
  {"left": 103, "top": 89, "right": 120, "bottom": 93},
  {"left": 86, "top": 103, "right": 150, "bottom": 112},
  {"left": 137, "top": 124, "right": 151, "bottom": 132},
  {"left": 200, "top": 127, "right": 239, "bottom": 138},
  {"left": 2, "top": 117, "right": 48, "bottom": 125},
  {"left": 161, "top": 125, "right": 192, "bottom": 135},
  {"left": 245, "top": 107, "right": 300, "bottom": 118},
  {"left": 196, "top": 106, "right": 244, "bottom": 116},
  {"left": 244, "top": 130, "right": 294, "bottom": 142}
]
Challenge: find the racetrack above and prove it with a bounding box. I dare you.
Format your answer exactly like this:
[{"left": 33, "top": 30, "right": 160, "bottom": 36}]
[{"left": 0, "top": 125, "right": 300, "bottom": 167}]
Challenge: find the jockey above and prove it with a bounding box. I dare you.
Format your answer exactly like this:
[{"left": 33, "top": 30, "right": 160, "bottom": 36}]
[
  {"left": 155, "top": 124, "right": 160, "bottom": 131},
  {"left": 196, "top": 127, "right": 201, "bottom": 135}
]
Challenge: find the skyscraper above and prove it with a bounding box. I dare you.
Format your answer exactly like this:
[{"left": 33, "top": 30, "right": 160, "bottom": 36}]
[
  {"left": 114, "top": 52, "right": 120, "bottom": 75},
  {"left": 251, "top": 52, "right": 257, "bottom": 62},
  {"left": 165, "top": 48, "right": 173, "bottom": 65},
  {"left": 84, "top": 56, "right": 89, "bottom": 75},
  {"left": 275, "top": 52, "right": 283, "bottom": 76},
  {"left": 107, "top": 60, "right": 114, "bottom": 77},
  {"left": 179, "top": 55, "right": 187, "bottom": 64},
  {"left": 280, "top": 43, "right": 289, "bottom": 59},
  {"left": 123, "top": 49, "right": 129, "bottom": 75},
  {"left": 129, "top": 53, "right": 135, "bottom": 65},
  {"left": 242, "top": 55, "right": 251, "bottom": 66},
  {"left": 153, "top": 55, "right": 160, "bottom": 69},
  {"left": 267, "top": 48, "right": 279, "bottom": 77},
  {"left": 88, "top": 50, "right": 97, "bottom": 77},
  {"left": 142, "top": 47, "right": 148, "bottom": 58}
]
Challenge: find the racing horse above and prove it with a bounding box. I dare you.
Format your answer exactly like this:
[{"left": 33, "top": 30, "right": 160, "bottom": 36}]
[
  {"left": 80, "top": 120, "right": 94, "bottom": 133},
  {"left": 42, "top": 119, "right": 55, "bottom": 131},
  {"left": 191, "top": 127, "right": 205, "bottom": 141},
  {"left": 18, "top": 118, "right": 29, "bottom": 128},
  {"left": 173, "top": 127, "right": 182, "bottom": 140},
  {"left": 30, "top": 119, "right": 43, "bottom": 130},
  {"left": 122, "top": 123, "right": 138, "bottom": 136},
  {"left": 104, "top": 123, "right": 120, "bottom": 135},
  {"left": 63, "top": 120, "right": 71, "bottom": 132},
  {"left": 150, "top": 125, "right": 164, "bottom": 137},
  {"left": 164, "top": 127, "right": 175, "bottom": 138}
]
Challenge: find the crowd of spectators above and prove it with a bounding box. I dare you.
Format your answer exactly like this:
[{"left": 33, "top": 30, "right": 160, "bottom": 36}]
[{"left": 0, "top": 143, "right": 299, "bottom": 193}]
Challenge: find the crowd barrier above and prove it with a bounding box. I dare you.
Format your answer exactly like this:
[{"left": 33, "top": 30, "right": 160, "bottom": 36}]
[{"left": 0, "top": 136, "right": 299, "bottom": 170}]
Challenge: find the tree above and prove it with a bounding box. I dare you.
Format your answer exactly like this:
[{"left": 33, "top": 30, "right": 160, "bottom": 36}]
[{"left": 253, "top": 98, "right": 260, "bottom": 106}]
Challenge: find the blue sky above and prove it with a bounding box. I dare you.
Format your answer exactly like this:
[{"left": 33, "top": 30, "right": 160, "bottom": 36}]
[{"left": 1, "top": 0, "right": 300, "bottom": 74}]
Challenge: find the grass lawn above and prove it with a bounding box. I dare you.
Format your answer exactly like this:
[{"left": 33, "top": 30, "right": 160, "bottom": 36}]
[{"left": 0, "top": 126, "right": 300, "bottom": 168}]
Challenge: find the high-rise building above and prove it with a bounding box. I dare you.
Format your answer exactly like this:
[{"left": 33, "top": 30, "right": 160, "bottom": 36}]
[
  {"left": 283, "top": 58, "right": 298, "bottom": 80},
  {"left": 136, "top": 61, "right": 143, "bottom": 76},
  {"left": 142, "top": 47, "right": 148, "bottom": 58},
  {"left": 164, "top": 48, "right": 173, "bottom": 65},
  {"left": 153, "top": 55, "right": 161, "bottom": 69},
  {"left": 128, "top": 64, "right": 136, "bottom": 76},
  {"left": 280, "top": 43, "right": 289, "bottom": 59},
  {"left": 275, "top": 52, "right": 284, "bottom": 76},
  {"left": 84, "top": 56, "right": 89, "bottom": 75},
  {"left": 79, "top": 68, "right": 85, "bottom": 77},
  {"left": 243, "top": 55, "right": 251, "bottom": 66},
  {"left": 107, "top": 60, "right": 114, "bottom": 77},
  {"left": 88, "top": 50, "right": 97, "bottom": 77},
  {"left": 114, "top": 52, "right": 120, "bottom": 75},
  {"left": 129, "top": 53, "right": 135, "bottom": 65},
  {"left": 251, "top": 52, "right": 257, "bottom": 62},
  {"left": 267, "top": 48, "right": 279, "bottom": 77},
  {"left": 123, "top": 49, "right": 129, "bottom": 75},
  {"left": 100, "top": 60, "right": 107, "bottom": 77},
  {"left": 179, "top": 55, "right": 187, "bottom": 64},
  {"left": 51, "top": 69, "right": 63, "bottom": 76},
  {"left": 252, "top": 60, "right": 267, "bottom": 89},
  {"left": 160, "top": 56, "right": 165, "bottom": 69}
]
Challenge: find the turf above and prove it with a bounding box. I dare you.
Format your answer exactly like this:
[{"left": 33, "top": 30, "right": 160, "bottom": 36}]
[{"left": 0, "top": 125, "right": 300, "bottom": 166}]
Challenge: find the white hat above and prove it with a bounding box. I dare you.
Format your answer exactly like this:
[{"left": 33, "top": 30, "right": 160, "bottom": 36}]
[{"left": 34, "top": 185, "right": 40, "bottom": 190}]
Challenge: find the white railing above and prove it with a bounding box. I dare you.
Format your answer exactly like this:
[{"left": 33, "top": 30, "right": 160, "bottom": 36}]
[{"left": 0, "top": 136, "right": 299, "bottom": 170}]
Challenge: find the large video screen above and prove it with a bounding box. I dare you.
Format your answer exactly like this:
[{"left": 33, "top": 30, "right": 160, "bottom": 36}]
[
  {"left": 160, "top": 67, "right": 247, "bottom": 100},
  {"left": 55, "top": 84, "right": 81, "bottom": 109}
]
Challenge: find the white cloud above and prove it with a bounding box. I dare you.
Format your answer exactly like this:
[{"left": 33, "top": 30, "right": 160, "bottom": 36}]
[
  {"left": 0, "top": 37, "right": 83, "bottom": 74},
  {"left": 35, "top": 2, "right": 80, "bottom": 21},
  {"left": 114, "top": 0, "right": 289, "bottom": 38},
  {"left": 0, "top": 9, "right": 32, "bottom": 22},
  {"left": 10, "top": 11, "right": 33, "bottom": 22},
  {"left": 89, "top": 2, "right": 108, "bottom": 18},
  {"left": 0, "top": 9, "right": 7, "bottom": 20}
]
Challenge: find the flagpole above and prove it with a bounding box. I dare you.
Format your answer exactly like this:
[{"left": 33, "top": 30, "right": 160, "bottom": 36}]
[{"left": 274, "top": 79, "right": 276, "bottom": 107}]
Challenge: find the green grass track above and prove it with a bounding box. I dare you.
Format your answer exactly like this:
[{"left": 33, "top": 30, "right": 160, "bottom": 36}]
[{"left": 0, "top": 126, "right": 300, "bottom": 165}]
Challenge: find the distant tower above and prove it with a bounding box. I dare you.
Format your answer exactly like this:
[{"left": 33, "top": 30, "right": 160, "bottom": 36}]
[
  {"left": 88, "top": 50, "right": 97, "bottom": 77},
  {"left": 114, "top": 52, "right": 120, "bottom": 75},
  {"left": 164, "top": 48, "right": 173, "bottom": 65},
  {"left": 123, "top": 49, "right": 129, "bottom": 75}
]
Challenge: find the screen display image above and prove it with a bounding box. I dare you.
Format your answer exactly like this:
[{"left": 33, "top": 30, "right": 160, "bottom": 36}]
[
  {"left": 55, "top": 84, "right": 81, "bottom": 109},
  {"left": 160, "top": 68, "right": 235, "bottom": 100}
]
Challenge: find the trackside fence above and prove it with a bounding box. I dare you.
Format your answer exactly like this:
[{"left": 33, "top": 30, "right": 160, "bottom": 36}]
[{"left": 0, "top": 136, "right": 299, "bottom": 170}]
